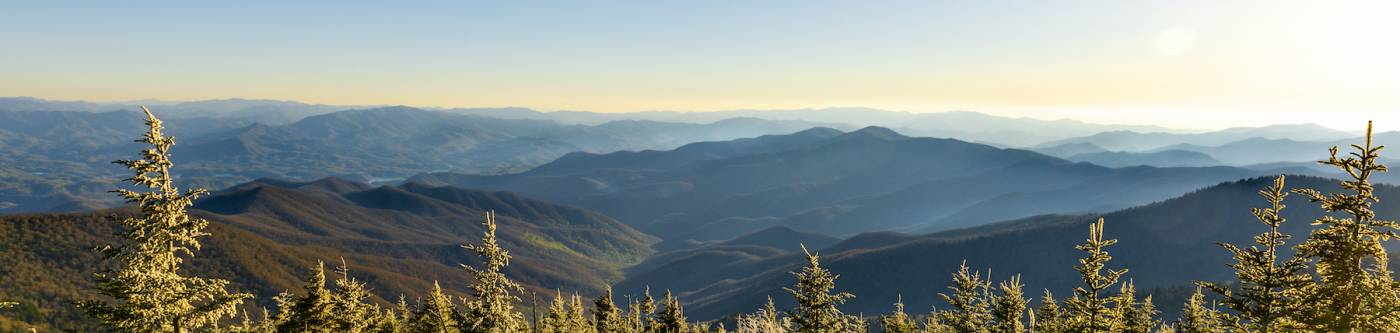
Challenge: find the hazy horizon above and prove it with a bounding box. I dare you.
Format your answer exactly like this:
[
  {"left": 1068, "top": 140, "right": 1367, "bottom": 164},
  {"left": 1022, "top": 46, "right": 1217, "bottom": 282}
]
[
  {"left": 3, "top": 95, "right": 1386, "bottom": 133},
  {"left": 5, "top": 1, "right": 1399, "bottom": 130}
]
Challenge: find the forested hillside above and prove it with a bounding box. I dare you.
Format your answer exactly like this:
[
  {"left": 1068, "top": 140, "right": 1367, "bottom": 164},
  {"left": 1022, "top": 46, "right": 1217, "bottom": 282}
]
[{"left": 0, "top": 175, "right": 656, "bottom": 331}]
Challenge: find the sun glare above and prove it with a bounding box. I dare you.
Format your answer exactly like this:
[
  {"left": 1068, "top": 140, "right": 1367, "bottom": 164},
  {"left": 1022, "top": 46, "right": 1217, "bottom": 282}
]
[{"left": 1150, "top": 26, "right": 1197, "bottom": 57}]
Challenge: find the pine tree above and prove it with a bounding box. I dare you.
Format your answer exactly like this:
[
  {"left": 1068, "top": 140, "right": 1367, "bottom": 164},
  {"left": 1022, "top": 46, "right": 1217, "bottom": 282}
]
[
  {"left": 1117, "top": 282, "right": 1159, "bottom": 333},
  {"left": 1064, "top": 218, "right": 1129, "bottom": 332},
  {"left": 625, "top": 295, "right": 644, "bottom": 333},
  {"left": 734, "top": 297, "right": 789, "bottom": 333},
  {"left": 411, "top": 282, "right": 462, "bottom": 333},
  {"left": 373, "top": 306, "right": 407, "bottom": 333},
  {"left": 460, "top": 210, "right": 529, "bottom": 333},
  {"left": 640, "top": 288, "right": 659, "bottom": 332},
  {"left": 1291, "top": 121, "right": 1400, "bottom": 332},
  {"left": 989, "top": 275, "right": 1028, "bottom": 333},
  {"left": 280, "top": 261, "right": 338, "bottom": 332},
  {"left": 656, "top": 290, "right": 688, "bottom": 333},
  {"left": 267, "top": 291, "right": 296, "bottom": 329},
  {"left": 332, "top": 259, "right": 377, "bottom": 333},
  {"left": 540, "top": 291, "right": 571, "bottom": 333},
  {"left": 568, "top": 293, "right": 594, "bottom": 333},
  {"left": 223, "top": 308, "right": 259, "bottom": 333},
  {"left": 77, "top": 107, "right": 251, "bottom": 333},
  {"left": 924, "top": 312, "right": 952, "bottom": 333},
  {"left": 251, "top": 306, "right": 280, "bottom": 333},
  {"left": 382, "top": 296, "right": 411, "bottom": 333},
  {"left": 1031, "top": 290, "right": 1067, "bottom": 333},
  {"left": 1200, "top": 175, "right": 1310, "bottom": 333},
  {"left": 938, "top": 262, "right": 991, "bottom": 333},
  {"left": 1175, "top": 287, "right": 1225, "bottom": 333},
  {"left": 595, "top": 288, "right": 626, "bottom": 333},
  {"left": 784, "top": 244, "right": 860, "bottom": 333},
  {"left": 880, "top": 295, "right": 920, "bottom": 333}
]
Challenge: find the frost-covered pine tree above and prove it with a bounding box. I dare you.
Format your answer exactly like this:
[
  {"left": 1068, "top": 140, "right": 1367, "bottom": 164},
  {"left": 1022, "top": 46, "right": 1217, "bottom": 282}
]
[
  {"left": 568, "top": 293, "right": 595, "bottom": 333},
  {"left": 1116, "top": 282, "right": 1159, "bottom": 333},
  {"left": 539, "top": 292, "right": 569, "bottom": 333},
  {"left": 1175, "top": 287, "right": 1225, "bottom": 333},
  {"left": 989, "top": 275, "right": 1028, "bottom": 333},
  {"left": 879, "top": 295, "right": 920, "bottom": 333},
  {"left": 924, "top": 308, "right": 952, "bottom": 333},
  {"left": 1030, "top": 290, "right": 1067, "bottom": 333},
  {"left": 939, "top": 262, "right": 991, "bottom": 333},
  {"left": 332, "top": 260, "right": 377, "bottom": 333},
  {"left": 77, "top": 107, "right": 251, "bottom": 333},
  {"left": 373, "top": 305, "right": 407, "bottom": 333},
  {"left": 1063, "top": 218, "right": 1129, "bottom": 332},
  {"left": 640, "top": 288, "right": 659, "bottom": 332},
  {"left": 280, "top": 261, "right": 338, "bottom": 332},
  {"left": 221, "top": 308, "right": 258, "bottom": 333},
  {"left": 1291, "top": 122, "right": 1400, "bottom": 332},
  {"left": 411, "top": 282, "right": 462, "bottom": 333},
  {"left": 380, "top": 296, "right": 411, "bottom": 333},
  {"left": 265, "top": 291, "right": 296, "bottom": 329},
  {"left": 734, "top": 296, "right": 789, "bottom": 333},
  {"left": 656, "top": 290, "right": 688, "bottom": 333},
  {"left": 459, "top": 211, "right": 529, "bottom": 333},
  {"left": 625, "top": 295, "right": 644, "bottom": 333},
  {"left": 1201, "top": 175, "right": 1310, "bottom": 332},
  {"left": 784, "top": 244, "right": 861, "bottom": 333},
  {"left": 595, "top": 288, "right": 626, "bottom": 333}
]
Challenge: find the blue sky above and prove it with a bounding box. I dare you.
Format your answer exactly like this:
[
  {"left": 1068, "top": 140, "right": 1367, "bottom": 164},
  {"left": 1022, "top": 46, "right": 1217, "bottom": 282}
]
[{"left": 2, "top": 1, "right": 1398, "bottom": 129}]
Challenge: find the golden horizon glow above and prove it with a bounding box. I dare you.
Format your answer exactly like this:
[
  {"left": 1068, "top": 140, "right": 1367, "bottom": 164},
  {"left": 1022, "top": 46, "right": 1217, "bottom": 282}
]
[{"left": 2, "top": 1, "right": 1397, "bottom": 130}]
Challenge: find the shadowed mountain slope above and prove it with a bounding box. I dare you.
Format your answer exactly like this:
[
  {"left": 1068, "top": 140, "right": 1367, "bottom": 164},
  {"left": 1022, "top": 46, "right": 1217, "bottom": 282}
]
[
  {"left": 617, "top": 175, "right": 1400, "bottom": 320},
  {"left": 0, "top": 178, "right": 656, "bottom": 331}
]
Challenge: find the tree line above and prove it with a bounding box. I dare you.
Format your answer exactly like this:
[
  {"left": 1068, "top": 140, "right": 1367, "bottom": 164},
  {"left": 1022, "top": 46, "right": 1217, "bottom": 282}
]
[{"left": 6, "top": 108, "right": 1400, "bottom": 332}]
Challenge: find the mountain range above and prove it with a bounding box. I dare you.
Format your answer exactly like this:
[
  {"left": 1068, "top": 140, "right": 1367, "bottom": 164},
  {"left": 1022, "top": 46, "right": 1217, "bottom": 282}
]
[
  {"left": 440, "top": 108, "right": 1184, "bottom": 147},
  {"left": 0, "top": 96, "right": 353, "bottom": 125},
  {"left": 617, "top": 175, "right": 1400, "bottom": 320},
  {"left": 10, "top": 95, "right": 1400, "bottom": 328},
  {"left": 4, "top": 97, "right": 1189, "bottom": 147},
  {"left": 410, "top": 126, "right": 1307, "bottom": 243},
  {"left": 1063, "top": 149, "right": 1221, "bottom": 168},
  {"left": 1036, "top": 124, "right": 1357, "bottom": 152},
  {"left": 1032, "top": 127, "right": 1400, "bottom": 180},
  {"left": 0, "top": 104, "right": 830, "bottom": 214},
  {"left": 7, "top": 96, "right": 1386, "bottom": 218},
  {"left": 12, "top": 173, "right": 1392, "bottom": 328}
]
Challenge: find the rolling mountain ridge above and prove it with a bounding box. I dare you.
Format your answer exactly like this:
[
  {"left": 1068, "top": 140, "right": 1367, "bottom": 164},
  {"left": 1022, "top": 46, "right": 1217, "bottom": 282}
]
[
  {"left": 413, "top": 126, "right": 1315, "bottom": 242},
  {"left": 0, "top": 177, "right": 656, "bottom": 331},
  {"left": 0, "top": 106, "right": 829, "bottom": 214},
  {"left": 619, "top": 175, "right": 1400, "bottom": 320}
]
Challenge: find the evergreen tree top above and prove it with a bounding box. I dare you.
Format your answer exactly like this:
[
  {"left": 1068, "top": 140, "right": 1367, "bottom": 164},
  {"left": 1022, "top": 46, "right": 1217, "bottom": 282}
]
[
  {"left": 78, "top": 107, "right": 250, "bottom": 333},
  {"left": 784, "top": 244, "right": 859, "bottom": 333},
  {"left": 460, "top": 210, "right": 529, "bottom": 332}
]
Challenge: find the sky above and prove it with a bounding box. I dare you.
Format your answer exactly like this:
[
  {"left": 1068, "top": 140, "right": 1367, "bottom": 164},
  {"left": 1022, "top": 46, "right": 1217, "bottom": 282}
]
[{"left": 2, "top": 0, "right": 1398, "bottom": 130}]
